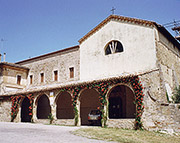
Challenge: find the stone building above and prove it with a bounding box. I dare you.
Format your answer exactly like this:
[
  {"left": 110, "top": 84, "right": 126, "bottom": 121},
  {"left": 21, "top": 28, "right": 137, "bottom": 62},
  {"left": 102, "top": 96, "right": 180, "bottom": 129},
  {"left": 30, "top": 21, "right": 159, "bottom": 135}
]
[{"left": 0, "top": 15, "right": 180, "bottom": 132}]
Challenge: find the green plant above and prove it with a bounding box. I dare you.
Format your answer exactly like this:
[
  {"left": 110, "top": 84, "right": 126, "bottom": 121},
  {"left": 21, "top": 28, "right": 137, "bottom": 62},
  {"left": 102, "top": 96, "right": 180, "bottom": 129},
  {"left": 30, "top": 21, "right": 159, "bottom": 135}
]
[
  {"left": 10, "top": 94, "right": 35, "bottom": 122},
  {"left": 166, "top": 92, "right": 170, "bottom": 102},
  {"left": 74, "top": 106, "right": 79, "bottom": 126},
  {"left": 172, "top": 85, "right": 180, "bottom": 103},
  {"left": 48, "top": 113, "right": 54, "bottom": 124},
  {"left": 73, "top": 127, "right": 180, "bottom": 143}
]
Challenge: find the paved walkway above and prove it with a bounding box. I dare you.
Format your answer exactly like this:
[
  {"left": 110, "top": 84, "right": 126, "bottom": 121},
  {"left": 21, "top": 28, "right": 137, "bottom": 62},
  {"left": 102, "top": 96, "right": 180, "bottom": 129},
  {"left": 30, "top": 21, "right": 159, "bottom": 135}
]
[{"left": 0, "top": 122, "right": 116, "bottom": 143}]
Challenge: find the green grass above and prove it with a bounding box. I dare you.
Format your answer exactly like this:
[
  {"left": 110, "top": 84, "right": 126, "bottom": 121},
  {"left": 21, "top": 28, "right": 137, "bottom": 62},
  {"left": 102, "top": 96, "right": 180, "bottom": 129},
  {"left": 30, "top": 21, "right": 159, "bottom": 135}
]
[{"left": 73, "top": 127, "right": 180, "bottom": 143}]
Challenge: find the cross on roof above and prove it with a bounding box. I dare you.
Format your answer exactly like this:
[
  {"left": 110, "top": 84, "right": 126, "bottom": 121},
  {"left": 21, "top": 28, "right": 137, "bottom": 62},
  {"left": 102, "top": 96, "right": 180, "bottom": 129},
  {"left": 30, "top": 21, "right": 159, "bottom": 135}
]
[{"left": 111, "top": 7, "right": 116, "bottom": 15}]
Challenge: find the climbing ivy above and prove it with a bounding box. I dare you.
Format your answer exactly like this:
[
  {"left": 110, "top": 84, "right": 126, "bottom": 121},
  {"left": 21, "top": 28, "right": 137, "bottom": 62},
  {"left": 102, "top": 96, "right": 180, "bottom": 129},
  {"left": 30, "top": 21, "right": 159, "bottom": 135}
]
[
  {"left": 10, "top": 94, "right": 35, "bottom": 122},
  {"left": 10, "top": 76, "right": 144, "bottom": 129}
]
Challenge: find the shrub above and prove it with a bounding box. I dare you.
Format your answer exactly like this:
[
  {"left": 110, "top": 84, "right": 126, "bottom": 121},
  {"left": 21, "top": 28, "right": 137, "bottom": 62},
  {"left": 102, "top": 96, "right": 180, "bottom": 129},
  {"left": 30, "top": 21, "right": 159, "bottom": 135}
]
[
  {"left": 48, "top": 113, "right": 54, "bottom": 124},
  {"left": 172, "top": 85, "right": 180, "bottom": 103}
]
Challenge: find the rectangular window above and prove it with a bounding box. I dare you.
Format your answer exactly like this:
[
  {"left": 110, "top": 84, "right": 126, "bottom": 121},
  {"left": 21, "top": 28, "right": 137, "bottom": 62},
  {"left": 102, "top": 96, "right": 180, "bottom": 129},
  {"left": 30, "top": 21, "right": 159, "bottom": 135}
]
[
  {"left": 54, "top": 70, "right": 58, "bottom": 81},
  {"left": 69, "top": 67, "right": 74, "bottom": 78},
  {"left": 17, "top": 75, "right": 21, "bottom": 85},
  {"left": 40, "top": 73, "right": 44, "bottom": 83},
  {"left": 30, "top": 75, "right": 33, "bottom": 84}
]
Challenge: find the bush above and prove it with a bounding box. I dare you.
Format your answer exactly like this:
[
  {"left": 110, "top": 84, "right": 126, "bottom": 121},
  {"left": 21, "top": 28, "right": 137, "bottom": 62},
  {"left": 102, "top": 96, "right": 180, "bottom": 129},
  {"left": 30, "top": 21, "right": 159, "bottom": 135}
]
[
  {"left": 48, "top": 113, "right": 54, "bottom": 124},
  {"left": 172, "top": 85, "right": 180, "bottom": 103}
]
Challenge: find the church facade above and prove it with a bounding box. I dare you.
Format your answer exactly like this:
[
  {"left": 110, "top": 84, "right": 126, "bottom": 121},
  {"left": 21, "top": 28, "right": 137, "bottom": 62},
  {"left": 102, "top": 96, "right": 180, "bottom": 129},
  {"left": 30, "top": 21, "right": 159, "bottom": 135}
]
[{"left": 0, "top": 15, "right": 180, "bottom": 132}]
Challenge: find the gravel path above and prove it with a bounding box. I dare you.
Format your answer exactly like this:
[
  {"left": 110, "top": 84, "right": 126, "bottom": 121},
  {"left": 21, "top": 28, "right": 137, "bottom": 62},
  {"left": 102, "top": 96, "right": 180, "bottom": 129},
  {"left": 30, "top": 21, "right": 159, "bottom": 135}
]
[{"left": 0, "top": 122, "right": 116, "bottom": 143}]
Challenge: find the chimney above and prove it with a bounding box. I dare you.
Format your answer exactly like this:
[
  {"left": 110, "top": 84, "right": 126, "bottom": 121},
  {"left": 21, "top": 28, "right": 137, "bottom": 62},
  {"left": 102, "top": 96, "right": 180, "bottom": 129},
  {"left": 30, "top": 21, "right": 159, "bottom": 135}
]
[{"left": 3, "top": 53, "right": 6, "bottom": 62}]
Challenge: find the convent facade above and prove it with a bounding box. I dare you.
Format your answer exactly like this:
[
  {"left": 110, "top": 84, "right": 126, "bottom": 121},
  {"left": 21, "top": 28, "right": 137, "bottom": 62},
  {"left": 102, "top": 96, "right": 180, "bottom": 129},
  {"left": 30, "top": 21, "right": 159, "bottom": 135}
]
[{"left": 0, "top": 15, "right": 180, "bottom": 132}]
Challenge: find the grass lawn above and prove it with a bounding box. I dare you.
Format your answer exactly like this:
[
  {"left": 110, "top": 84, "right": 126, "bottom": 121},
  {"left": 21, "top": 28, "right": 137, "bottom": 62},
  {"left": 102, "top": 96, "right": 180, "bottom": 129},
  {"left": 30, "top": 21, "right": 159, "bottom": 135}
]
[{"left": 73, "top": 127, "right": 180, "bottom": 143}]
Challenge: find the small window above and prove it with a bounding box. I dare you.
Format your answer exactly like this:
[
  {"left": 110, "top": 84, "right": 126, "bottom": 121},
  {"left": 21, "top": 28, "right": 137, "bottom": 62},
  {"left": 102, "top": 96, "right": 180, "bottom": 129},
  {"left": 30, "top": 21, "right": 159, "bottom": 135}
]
[
  {"left": 30, "top": 75, "right": 33, "bottom": 84},
  {"left": 105, "top": 40, "right": 123, "bottom": 55},
  {"left": 69, "top": 67, "right": 74, "bottom": 78},
  {"left": 40, "top": 73, "right": 44, "bottom": 83},
  {"left": 54, "top": 70, "right": 58, "bottom": 81},
  {"left": 17, "top": 75, "right": 21, "bottom": 85}
]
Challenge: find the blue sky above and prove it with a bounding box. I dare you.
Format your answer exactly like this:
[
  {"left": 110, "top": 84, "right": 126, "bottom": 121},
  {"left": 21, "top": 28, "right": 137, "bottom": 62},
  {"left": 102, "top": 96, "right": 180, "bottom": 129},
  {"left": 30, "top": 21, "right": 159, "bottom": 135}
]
[{"left": 0, "top": 0, "right": 179, "bottom": 63}]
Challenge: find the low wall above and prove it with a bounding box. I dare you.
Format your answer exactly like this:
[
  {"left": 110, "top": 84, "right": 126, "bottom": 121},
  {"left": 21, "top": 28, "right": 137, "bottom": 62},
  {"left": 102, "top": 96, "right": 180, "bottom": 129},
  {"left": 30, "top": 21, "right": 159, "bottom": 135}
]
[
  {"left": 34, "top": 119, "right": 74, "bottom": 126},
  {"left": 107, "top": 119, "right": 135, "bottom": 129},
  {"left": 0, "top": 97, "right": 11, "bottom": 122},
  {"left": 54, "top": 119, "right": 74, "bottom": 126}
]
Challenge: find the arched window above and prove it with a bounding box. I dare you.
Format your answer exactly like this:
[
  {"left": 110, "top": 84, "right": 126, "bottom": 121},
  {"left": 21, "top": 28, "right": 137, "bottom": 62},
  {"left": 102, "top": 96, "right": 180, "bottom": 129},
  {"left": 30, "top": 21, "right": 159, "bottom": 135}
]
[{"left": 105, "top": 40, "right": 123, "bottom": 55}]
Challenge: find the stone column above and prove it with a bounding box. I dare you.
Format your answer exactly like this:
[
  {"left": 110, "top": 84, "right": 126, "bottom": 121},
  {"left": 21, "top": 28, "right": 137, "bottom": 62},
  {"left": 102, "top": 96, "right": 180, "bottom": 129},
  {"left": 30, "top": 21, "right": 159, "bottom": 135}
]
[
  {"left": 32, "top": 103, "right": 37, "bottom": 122},
  {"left": 51, "top": 104, "right": 57, "bottom": 120},
  {"left": 14, "top": 107, "right": 21, "bottom": 122},
  {"left": 49, "top": 91, "right": 56, "bottom": 123}
]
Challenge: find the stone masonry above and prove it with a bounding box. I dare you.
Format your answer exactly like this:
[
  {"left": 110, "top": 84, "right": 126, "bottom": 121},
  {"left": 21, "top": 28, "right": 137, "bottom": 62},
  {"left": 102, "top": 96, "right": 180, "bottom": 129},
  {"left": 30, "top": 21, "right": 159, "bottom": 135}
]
[{"left": 0, "top": 15, "right": 180, "bottom": 133}]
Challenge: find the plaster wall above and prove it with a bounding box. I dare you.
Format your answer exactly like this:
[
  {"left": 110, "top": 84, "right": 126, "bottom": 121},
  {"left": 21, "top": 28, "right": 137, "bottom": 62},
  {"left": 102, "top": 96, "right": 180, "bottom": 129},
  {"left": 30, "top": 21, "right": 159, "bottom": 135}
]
[
  {"left": 80, "top": 21, "right": 157, "bottom": 81},
  {"left": 0, "top": 67, "right": 28, "bottom": 94}
]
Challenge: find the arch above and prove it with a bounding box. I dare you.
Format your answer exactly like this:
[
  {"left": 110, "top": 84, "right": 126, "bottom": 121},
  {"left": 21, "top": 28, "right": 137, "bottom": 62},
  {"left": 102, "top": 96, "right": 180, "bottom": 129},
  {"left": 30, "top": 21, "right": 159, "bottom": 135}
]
[
  {"left": 105, "top": 40, "right": 124, "bottom": 55},
  {"left": 80, "top": 89, "right": 101, "bottom": 125},
  {"left": 21, "top": 97, "right": 31, "bottom": 122},
  {"left": 108, "top": 85, "right": 135, "bottom": 119},
  {"left": 37, "top": 94, "right": 51, "bottom": 119},
  {"left": 54, "top": 90, "right": 72, "bottom": 105},
  {"left": 56, "top": 91, "right": 74, "bottom": 119}
]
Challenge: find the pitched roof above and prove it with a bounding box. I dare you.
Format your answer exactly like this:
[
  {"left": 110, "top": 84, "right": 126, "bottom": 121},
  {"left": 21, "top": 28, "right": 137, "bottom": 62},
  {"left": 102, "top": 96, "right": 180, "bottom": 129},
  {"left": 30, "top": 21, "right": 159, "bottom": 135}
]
[
  {"left": 0, "top": 62, "right": 29, "bottom": 70},
  {"left": 16, "top": 45, "right": 79, "bottom": 64},
  {"left": 79, "top": 15, "right": 155, "bottom": 44},
  {"left": 78, "top": 15, "right": 180, "bottom": 49}
]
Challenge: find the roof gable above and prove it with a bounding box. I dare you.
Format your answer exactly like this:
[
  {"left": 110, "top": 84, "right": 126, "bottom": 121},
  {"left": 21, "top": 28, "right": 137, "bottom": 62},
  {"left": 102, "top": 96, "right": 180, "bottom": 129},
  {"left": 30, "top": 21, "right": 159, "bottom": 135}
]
[{"left": 78, "top": 15, "right": 155, "bottom": 44}]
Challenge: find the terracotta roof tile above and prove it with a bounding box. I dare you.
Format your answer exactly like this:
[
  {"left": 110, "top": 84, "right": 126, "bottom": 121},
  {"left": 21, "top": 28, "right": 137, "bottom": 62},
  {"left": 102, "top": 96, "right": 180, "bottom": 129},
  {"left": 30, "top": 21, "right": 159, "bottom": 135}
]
[{"left": 0, "top": 62, "right": 29, "bottom": 70}]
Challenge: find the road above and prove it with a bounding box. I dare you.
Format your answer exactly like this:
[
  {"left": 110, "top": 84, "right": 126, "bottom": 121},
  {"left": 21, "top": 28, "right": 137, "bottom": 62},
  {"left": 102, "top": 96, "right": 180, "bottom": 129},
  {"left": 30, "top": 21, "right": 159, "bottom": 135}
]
[{"left": 0, "top": 122, "right": 115, "bottom": 143}]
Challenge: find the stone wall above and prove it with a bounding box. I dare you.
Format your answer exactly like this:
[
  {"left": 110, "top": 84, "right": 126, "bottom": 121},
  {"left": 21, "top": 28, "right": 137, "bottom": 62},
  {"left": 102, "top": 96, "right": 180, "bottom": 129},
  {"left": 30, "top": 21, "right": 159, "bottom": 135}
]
[
  {"left": 140, "top": 70, "right": 180, "bottom": 132},
  {"left": 18, "top": 47, "right": 80, "bottom": 87},
  {"left": 156, "top": 31, "right": 180, "bottom": 100},
  {"left": 107, "top": 119, "right": 135, "bottom": 129},
  {"left": 34, "top": 119, "right": 74, "bottom": 126},
  {"left": 0, "top": 66, "right": 28, "bottom": 95},
  {"left": 54, "top": 119, "right": 74, "bottom": 126},
  {"left": 137, "top": 30, "right": 180, "bottom": 132},
  {"left": 0, "top": 97, "right": 11, "bottom": 122}
]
